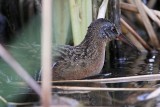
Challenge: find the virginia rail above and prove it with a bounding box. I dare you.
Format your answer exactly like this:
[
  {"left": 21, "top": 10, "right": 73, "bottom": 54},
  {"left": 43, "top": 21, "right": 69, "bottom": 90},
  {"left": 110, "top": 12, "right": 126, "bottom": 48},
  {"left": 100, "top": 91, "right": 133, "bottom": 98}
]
[{"left": 50, "top": 18, "right": 133, "bottom": 80}]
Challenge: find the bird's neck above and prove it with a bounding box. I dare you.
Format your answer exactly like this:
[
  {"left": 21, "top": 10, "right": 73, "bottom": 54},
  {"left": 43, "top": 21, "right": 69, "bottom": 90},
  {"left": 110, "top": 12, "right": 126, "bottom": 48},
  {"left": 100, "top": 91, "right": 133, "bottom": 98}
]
[
  {"left": 79, "top": 33, "right": 106, "bottom": 49},
  {"left": 77, "top": 33, "right": 107, "bottom": 68}
]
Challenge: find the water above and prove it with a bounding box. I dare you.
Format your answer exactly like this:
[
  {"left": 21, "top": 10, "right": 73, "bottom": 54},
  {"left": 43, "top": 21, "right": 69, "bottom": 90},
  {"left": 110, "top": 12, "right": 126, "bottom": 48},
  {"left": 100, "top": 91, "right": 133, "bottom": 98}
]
[
  {"left": 56, "top": 48, "right": 160, "bottom": 106},
  {"left": 0, "top": 45, "right": 160, "bottom": 106}
]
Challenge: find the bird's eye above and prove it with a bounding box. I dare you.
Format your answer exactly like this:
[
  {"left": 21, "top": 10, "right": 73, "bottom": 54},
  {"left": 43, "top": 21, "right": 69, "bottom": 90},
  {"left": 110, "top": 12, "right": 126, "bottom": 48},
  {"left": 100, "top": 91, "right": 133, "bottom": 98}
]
[{"left": 111, "top": 26, "right": 116, "bottom": 32}]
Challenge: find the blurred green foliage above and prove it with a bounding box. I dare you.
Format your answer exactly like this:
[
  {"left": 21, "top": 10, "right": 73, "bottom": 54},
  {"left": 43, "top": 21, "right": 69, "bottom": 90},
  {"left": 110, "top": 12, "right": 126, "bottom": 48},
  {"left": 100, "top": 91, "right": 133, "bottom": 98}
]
[
  {"left": 0, "top": 0, "right": 93, "bottom": 81},
  {"left": 0, "top": 0, "right": 93, "bottom": 105}
]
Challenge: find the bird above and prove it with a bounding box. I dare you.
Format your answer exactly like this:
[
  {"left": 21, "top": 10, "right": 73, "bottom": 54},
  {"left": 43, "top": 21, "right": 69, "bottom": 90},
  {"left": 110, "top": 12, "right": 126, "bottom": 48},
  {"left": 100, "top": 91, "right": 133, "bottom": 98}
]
[{"left": 50, "top": 18, "right": 128, "bottom": 81}]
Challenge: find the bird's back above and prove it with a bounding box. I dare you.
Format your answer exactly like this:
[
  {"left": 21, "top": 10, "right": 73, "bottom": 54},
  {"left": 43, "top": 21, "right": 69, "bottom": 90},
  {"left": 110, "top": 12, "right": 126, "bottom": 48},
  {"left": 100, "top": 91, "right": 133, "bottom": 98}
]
[{"left": 52, "top": 43, "right": 106, "bottom": 80}]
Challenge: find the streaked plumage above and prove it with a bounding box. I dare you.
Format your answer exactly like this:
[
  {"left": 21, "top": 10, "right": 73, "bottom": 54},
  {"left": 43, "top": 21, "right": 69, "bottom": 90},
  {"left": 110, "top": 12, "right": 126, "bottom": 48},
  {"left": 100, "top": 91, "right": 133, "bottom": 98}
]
[{"left": 52, "top": 18, "right": 120, "bottom": 80}]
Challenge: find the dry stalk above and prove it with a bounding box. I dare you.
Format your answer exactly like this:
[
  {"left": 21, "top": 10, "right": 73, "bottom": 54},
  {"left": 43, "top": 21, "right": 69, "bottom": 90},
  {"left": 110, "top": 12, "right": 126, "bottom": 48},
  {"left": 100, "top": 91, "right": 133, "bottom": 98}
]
[
  {"left": 0, "top": 45, "right": 41, "bottom": 95},
  {"left": 50, "top": 74, "right": 160, "bottom": 84},
  {"left": 52, "top": 86, "right": 155, "bottom": 91},
  {"left": 153, "top": 10, "right": 160, "bottom": 19},
  {"left": 120, "top": 2, "right": 138, "bottom": 13},
  {"left": 97, "top": 0, "right": 109, "bottom": 19},
  {"left": 142, "top": 3, "right": 160, "bottom": 27},
  {"left": 120, "top": 2, "right": 160, "bottom": 21},
  {"left": 120, "top": 18, "right": 152, "bottom": 51},
  {"left": 41, "top": 0, "right": 52, "bottom": 106},
  {"left": 146, "top": 87, "right": 160, "bottom": 100},
  {"left": 134, "top": 0, "right": 159, "bottom": 48}
]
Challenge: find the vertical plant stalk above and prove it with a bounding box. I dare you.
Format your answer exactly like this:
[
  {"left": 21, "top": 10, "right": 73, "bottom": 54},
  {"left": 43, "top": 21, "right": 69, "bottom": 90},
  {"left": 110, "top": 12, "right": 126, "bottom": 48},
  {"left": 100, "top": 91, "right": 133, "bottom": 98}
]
[
  {"left": 0, "top": 44, "right": 41, "bottom": 96},
  {"left": 69, "top": 0, "right": 81, "bottom": 45},
  {"left": 52, "top": 0, "right": 71, "bottom": 45},
  {"left": 97, "top": 0, "right": 109, "bottom": 19},
  {"left": 81, "top": 0, "right": 92, "bottom": 40},
  {"left": 69, "top": 0, "right": 92, "bottom": 45},
  {"left": 41, "top": 0, "right": 52, "bottom": 106},
  {"left": 92, "top": 0, "right": 98, "bottom": 20},
  {"left": 134, "top": 0, "right": 159, "bottom": 48},
  {"left": 108, "top": 0, "right": 120, "bottom": 31}
]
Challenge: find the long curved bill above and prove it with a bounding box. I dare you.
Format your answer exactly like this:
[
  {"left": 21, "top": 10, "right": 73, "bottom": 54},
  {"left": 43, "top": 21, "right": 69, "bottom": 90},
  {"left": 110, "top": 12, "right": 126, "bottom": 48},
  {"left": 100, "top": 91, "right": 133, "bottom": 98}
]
[{"left": 117, "top": 33, "right": 139, "bottom": 51}]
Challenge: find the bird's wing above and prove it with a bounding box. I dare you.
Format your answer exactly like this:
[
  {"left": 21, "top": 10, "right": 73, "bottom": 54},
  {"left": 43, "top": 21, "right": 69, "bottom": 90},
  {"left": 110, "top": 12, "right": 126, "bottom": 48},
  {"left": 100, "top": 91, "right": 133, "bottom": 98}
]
[
  {"left": 52, "top": 45, "right": 86, "bottom": 69},
  {"left": 52, "top": 45, "right": 74, "bottom": 62}
]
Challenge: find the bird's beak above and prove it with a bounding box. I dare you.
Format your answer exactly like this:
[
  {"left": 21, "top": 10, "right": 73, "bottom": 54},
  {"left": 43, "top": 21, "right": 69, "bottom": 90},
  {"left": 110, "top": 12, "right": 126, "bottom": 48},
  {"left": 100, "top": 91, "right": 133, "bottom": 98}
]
[{"left": 116, "top": 33, "right": 138, "bottom": 51}]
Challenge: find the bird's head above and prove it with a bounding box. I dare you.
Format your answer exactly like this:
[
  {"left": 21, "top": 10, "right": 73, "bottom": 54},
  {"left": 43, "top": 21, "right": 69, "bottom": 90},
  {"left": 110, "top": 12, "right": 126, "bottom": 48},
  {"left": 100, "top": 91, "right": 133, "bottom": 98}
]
[
  {"left": 88, "top": 18, "right": 120, "bottom": 42},
  {"left": 87, "top": 18, "right": 137, "bottom": 50}
]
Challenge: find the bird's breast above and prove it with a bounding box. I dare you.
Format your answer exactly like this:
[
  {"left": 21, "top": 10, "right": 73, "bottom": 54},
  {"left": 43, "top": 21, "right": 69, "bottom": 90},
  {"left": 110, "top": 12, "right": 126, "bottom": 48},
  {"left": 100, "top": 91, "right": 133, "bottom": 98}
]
[
  {"left": 52, "top": 43, "right": 106, "bottom": 80},
  {"left": 74, "top": 44, "right": 106, "bottom": 77}
]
